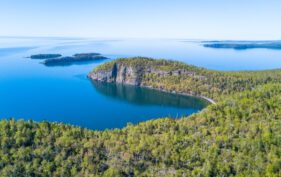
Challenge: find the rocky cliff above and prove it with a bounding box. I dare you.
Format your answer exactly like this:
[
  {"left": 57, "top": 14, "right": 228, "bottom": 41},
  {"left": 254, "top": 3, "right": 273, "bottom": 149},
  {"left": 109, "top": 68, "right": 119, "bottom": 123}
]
[
  {"left": 88, "top": 61, "right": 196, "bottom": 86},
  {"left": 87, "top": 57, "right": 216, "bottom": 104},
  {"left": 88, "top": 62, "right": 143, "bottom": 85}
]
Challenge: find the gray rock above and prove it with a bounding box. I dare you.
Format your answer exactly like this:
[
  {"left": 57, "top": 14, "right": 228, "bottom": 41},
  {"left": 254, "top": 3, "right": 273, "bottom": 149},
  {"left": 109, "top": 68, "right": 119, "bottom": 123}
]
[{"left": 88, "top": 63, "right": 143, "bottom": 85}]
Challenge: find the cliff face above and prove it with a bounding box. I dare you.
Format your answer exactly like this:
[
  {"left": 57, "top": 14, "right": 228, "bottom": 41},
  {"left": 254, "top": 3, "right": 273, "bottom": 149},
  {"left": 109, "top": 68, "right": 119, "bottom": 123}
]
[
  {"left": 88, "top": 63, "right": 143, "bottom": 85},
  {"left": 88, "top": 62, "right": 197, "bottom": 86},
  {"left": 87, "top": 57, "right": 215, "bottom": 104}
]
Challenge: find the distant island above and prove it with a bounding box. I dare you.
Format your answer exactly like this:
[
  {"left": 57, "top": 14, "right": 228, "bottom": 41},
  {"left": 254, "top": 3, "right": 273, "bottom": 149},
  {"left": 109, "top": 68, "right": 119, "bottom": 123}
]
[
  {"left": 29, "top": 54, "right": 62, "bottom": 59},
  {"left": 203, "top": 41, "right": 281, "bottom": 50},
  {"left": 73, "top": 53, "right": 101, "bottom": 57},
  {"left": 42, "top": 53, "right": 107, "bottom": 66},
  {"left": 29, "top": 53, "right": 108, "bottom": 66}
]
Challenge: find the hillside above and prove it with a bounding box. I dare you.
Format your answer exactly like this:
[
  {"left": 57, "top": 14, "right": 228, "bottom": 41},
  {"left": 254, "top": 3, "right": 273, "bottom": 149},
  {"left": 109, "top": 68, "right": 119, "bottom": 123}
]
[
  {"left": 1, "top": 57, "right": 281, "bottom": 176},
  {"left": 0, "top": 83, "right": 280, "bottom": 176}
]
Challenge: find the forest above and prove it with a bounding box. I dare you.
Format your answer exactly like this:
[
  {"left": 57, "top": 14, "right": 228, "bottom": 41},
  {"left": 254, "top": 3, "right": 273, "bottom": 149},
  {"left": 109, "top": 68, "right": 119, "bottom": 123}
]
[{"left": 1, "top": 57, "right": 281, "bottom": 176}]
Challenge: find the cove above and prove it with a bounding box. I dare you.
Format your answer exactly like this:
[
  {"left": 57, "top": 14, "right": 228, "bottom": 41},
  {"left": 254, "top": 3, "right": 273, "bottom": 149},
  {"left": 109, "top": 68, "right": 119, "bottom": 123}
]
[{"left": 1, "top": 37, "right": 281, "bottom": 130}]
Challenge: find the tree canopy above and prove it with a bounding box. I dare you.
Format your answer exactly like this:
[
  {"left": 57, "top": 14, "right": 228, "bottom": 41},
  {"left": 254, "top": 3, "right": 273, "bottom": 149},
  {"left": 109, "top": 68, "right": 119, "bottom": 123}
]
[{"left": 1, "top": 57, "right": 281, "bottom": 176}]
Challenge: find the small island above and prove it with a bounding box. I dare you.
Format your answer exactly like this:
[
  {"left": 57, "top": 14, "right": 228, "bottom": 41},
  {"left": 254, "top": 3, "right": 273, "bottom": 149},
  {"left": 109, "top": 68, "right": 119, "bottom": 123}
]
[
  {"left": 29, "top": 54, "right": 62, "bottom": 59},
  {"left": 203, "top": 41, "right": 281, "bottom": 50},
  {"left": 73, "top": 53, "right": 101, "bottom": 57},
  {"left": 42, "top": 53, "right": 108, "bottom": 66}
]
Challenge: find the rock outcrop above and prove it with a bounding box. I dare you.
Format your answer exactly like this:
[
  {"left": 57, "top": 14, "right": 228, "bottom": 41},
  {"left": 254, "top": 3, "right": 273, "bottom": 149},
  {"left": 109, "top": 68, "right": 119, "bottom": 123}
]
[
  {"left": 88, "top": 57, "right": 215, "bottom": 104},
  {"left": 88, "top": 62, "right": 200, "bottom": 86},
  {"left": 88, "top": 63, "right": 144, "bottom": 85}
]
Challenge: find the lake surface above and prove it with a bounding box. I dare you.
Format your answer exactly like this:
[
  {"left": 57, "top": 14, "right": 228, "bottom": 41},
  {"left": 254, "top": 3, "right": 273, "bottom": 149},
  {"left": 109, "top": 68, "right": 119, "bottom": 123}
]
[{"left": 1, "top": 37, "right": 281, "bottom": 130}]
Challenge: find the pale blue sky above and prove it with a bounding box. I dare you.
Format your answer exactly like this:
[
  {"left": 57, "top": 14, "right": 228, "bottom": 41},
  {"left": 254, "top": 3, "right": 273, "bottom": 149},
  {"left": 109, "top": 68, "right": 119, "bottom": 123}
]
[{"left": 1, "top": 0, "right": 281, "bottom": 40}]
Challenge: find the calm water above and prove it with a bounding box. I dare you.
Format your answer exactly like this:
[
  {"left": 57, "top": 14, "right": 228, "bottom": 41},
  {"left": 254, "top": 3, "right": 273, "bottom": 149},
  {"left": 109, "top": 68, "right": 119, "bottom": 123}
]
[{"left": 1, "top": 37, "right": 281, "bottom": 130}]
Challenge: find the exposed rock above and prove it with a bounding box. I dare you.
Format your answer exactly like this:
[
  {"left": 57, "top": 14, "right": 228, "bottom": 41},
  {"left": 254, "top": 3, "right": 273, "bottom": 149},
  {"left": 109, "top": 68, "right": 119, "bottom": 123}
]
[
  {"left": 88, "top": 63, "right": 143, "bottom": 85},
  {"left": 88, "top": 63, "right": 202, "bottom": 85},
  {"left": 88, "top": 58, "right": 214, "bottom": 104}
]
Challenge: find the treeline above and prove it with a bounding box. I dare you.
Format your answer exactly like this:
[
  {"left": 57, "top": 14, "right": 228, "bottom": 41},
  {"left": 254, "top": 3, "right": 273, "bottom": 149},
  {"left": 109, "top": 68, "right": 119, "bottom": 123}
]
[{"left": 0, "top": 83, "right": 280, "bottom": 176}]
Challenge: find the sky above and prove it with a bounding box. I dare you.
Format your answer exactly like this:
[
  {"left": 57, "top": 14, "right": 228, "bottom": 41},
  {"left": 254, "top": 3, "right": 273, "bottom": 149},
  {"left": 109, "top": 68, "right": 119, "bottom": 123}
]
[{"left": 0, "top": 0, "right": 281, "bottom": 40}]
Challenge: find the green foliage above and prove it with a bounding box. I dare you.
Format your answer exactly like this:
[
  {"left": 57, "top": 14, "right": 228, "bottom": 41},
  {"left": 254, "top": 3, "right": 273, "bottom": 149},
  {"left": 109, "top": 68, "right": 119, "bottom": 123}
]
[
  {"left": 1, "top": 83, "right": 280, "bottom": 176},
  {"left": 1, "top": 57, "right": 281, "bottom": 176},
  {"left": 93, "top": 57, "right": 201, "bottom": 72}
]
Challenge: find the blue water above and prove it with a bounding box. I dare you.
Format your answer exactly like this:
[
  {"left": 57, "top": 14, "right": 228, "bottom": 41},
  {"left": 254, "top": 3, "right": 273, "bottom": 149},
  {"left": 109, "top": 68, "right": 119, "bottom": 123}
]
[{"left": 1, "top": 37, "right": 281, "bottom": 130}]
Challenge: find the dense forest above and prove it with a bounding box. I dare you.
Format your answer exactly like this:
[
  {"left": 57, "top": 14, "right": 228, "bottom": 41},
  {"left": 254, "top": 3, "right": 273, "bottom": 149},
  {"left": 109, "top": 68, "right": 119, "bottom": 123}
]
[{"left": 1, "top": 57, "right": 281, "bottom": 176}]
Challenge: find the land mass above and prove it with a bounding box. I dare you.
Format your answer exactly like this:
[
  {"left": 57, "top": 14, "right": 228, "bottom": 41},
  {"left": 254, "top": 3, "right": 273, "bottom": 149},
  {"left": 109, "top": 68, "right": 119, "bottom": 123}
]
[
  {"left": 88, "top": 57, "right": 281, "bottom": 103},
  {"left": 203, "top": 41, "right": 281, "bottom": 50},
  {"left": 41, "top": 53, "right": 108, "bottom": 66},
  {"left": 73, "top": 52, "right": 101, "bottom": 57},
  {"left": 1, "top": 83, "right": 280, "bottom": 176},
  {"left": 29, "top": 54, "right": 62, "bottom": 59},
  {"left": 1, "top": 57, "right": 281, "bottom": 176}
]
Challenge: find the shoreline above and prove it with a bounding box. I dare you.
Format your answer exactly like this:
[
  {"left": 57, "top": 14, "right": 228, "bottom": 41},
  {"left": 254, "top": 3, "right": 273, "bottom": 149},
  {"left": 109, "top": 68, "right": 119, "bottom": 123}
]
[
  {"left": 87, "top": 75, "right": 216, "bottom": 105},
  {"left": 139, "top": 84, "right": 216, "bottom": 105}
]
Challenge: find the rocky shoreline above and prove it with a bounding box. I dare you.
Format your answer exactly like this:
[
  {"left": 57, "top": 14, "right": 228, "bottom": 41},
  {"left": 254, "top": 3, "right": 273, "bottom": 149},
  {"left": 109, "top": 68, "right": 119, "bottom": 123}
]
[{"left": 88, "top": 62, "right": 216, "bottom": 105}]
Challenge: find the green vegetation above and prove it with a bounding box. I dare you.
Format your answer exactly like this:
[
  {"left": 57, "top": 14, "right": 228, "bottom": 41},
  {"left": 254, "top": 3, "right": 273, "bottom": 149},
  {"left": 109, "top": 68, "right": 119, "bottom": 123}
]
[
  {"left": 1, "top": 57, "right": 281, "bottom": 176},
  {"left": 93, "top": 57, "right": 281, "bottom": 102},
  {"left": 42, "top": 54, "right": 108, "bottom": 66},
  {"left": 29, "top": 54, "right": 62, "bottom": 59},
  {"left": 1, "top": 83, "right": 280, "bottom": 176}
]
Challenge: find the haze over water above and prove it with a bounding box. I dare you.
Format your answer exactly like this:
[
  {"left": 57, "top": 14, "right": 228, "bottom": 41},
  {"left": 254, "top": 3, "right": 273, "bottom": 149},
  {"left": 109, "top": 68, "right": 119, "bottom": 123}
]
[{"left": 1, "top": 37, "right": 281, "bottom": 130}]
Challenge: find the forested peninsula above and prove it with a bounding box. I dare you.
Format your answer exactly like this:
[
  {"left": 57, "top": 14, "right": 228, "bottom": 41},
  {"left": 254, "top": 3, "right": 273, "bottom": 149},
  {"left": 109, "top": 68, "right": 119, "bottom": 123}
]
[
  {"left": 89, "top": 57, "right": 281, "bottom": 102},
  {"left": 1, "top": 57, "right": 281, "bottom": 176}
]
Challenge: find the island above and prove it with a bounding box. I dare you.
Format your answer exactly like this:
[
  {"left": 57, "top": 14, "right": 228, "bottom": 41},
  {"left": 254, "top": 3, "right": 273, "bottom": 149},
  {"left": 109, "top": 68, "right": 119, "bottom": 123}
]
[
  {"left": 203, "top": 41, "right": 281, "bottom": 50},
  {"left": 73, "top": 52, "right": 101, "bottom": 57},
  {"left": 29, "top": 54, "right": 62, "bottom": 59},
  {"left": 41, "top": 53, "right": 108, "bottom": 66}
]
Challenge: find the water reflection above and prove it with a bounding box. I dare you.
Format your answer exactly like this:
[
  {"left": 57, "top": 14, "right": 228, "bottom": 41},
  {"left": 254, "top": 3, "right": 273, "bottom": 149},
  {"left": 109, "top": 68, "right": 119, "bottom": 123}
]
[{"left": 91, "top": 80, "right": 209, "bottom": 110}]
